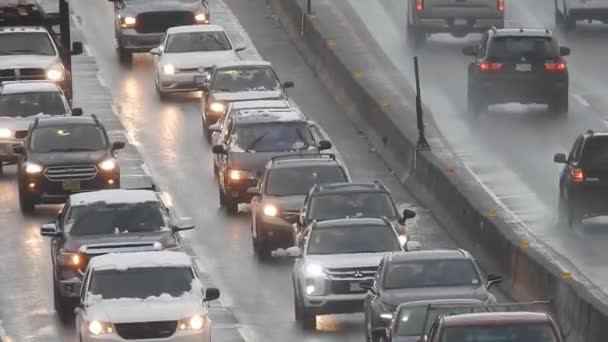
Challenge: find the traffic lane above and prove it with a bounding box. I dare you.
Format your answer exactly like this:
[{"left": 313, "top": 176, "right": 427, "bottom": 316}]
[
  {"left": 347, "top": 0, "right": 608, "bottom": 290},
  {"left": 0, "top": 167, "right": 75, "bottom": 342}
]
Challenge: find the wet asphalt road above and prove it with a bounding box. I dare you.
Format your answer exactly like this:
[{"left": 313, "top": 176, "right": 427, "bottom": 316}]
[
  {"left": 339, "top": 0, "right": 608, "bottom": 296},
  {"left": 0, "top": 0, "right": 511, "bottom": 340}
]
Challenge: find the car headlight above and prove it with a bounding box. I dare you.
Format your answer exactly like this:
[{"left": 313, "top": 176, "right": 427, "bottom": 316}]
[
  {"left": 208, "top": 102, "right": 226, "bottom": 113},
  {"left": 46, "top": 64, "right": 65, "bottom": 81},
  {"left": 24, "top": 162, "right": 43, "bottom": 174},
  {"left": 88, "top": 320, "right": 113, "bottom": 335},
  {"left": 380, "top": 312, "right": 394, "bottom": 320},
  {"left": 228, "top": 169, "right": 255, "bottom": 181},
  {"left": 58, "top": 252, "right": 83, "bottom": 267},
  {"left": 398, "top": 235, "right": 408, "bottom": 246},
  {"left": 305, "top": 264, "right": 325, "bottom": 277},
  {"left": 195, "top": 13, "right": 207, "bottom": 22},
  {"left": 121, "top": 16, "right": 136, "bottom": 28},
  {"left": 163, "top": 64, "right": 175, "bottom": 75},
  {"left": 263, "top": 204, "right": 278, "bottom": 217},
  {"left": 98, "top": 159, "right": 117, "bottom": 171},
  {"left": 0, "top": 128, "right": 11, "bottom": 138},
  {"left": 178, "top": 315, "right": 206, "bottom": 331}
]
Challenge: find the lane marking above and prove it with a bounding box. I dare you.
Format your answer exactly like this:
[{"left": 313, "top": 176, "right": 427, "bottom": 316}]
[
  {"left": 571, "top": 93, "right": 590, "bottom": 107},
  {"left": 96, "top": 72, "right": 107, "bottom": 89},
  {"left": 140, "top": 163, "right": 152, "bottom": 179}
]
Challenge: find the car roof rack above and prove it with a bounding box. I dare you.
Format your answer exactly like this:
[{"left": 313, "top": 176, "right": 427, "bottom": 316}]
[
  {"left": 314, "top": 181, "right": 388, "bottom": 192},
  {"left": 91, "top": 114, "right": 100, "bottom": 125},
  {"left": 270, "top": 153, "right": 336, "bottom": 163}
]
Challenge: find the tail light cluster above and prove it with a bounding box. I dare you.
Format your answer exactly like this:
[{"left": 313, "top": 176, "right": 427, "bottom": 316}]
[
  {"left": 498, "top": 0, "right": 505, "bottom": 12},
  {"left": 545, "top": 62, "right": 567, "bottom": 72},
  {"left": 571, "top": 168, "right": 585, "bottom": 183},
  {"left": 416, "top": 0, "right": 424, "bottom": 12},
  {"left": 480, "top": 62, "right": 503, "bottom": 72}
]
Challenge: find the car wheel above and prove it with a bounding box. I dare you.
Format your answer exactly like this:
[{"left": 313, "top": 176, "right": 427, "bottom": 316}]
[
  {"left": 117, "top": 46, "right": 133, "bottom": 66},
  {"left": 295, "top": 290, "right": 316, "bottom": 330},
  {"left": 563, "top": 15, "right": 576, "bottom": 31},
  {"left": 225, "top": 199, "right": 238, "bottom": 214},
  {"left": 558, "top": 193, "right": 568, "bottom": 226},
  {"left": 203, "top": 118, "right": 212, "bottom": 144},
  {"left": 555, "top": 9, "right": 563, "bottom": 25},
  {"left": 155, "top": 80, "right": 169, "bottom": 102},
  {"left": 19, "top": 187, "right": 35, "bottom": 214},
  {"left": 467, "top": 86, "right": 486, "bottom": 116},
  {"left": 566, "top": 199, "right": 582, "bottom": 228},
  {"left": 53, "top": 281, "right": 75, "bottom": 322},
  {"left": 549, "top": 95, "right": 568, "bottom": 116},
  {"left": 364, "top": 310, "right": 372, "bottom": 342},
  {"left": 253, "top": 236, "right": 271, "bottom": 260},
  {"left": 293, "top": 288, "right": 302, "bottom": 321}
]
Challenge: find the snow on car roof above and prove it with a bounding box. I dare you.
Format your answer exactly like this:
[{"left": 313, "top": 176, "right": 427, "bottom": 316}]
[
  {"left": 0, "top": 81, "right": 62, "bottom": 94},
  {"left": 89, "top": 251, "right": 193, "bottom": 271},
  {"left": 229, "top": 100, "right": 291, "bottom": 110},
  {"left": 235, "top": 108, "right": 307, "bottom": 124},
  {"left": 216, "top": 60, "right": 272, "bottom": 69},
  {"left": 69, "top": 189, "right": 159, "bottom": 206},
  {"left": 167, "top": 24, "right": 226, "bottom": 34}
]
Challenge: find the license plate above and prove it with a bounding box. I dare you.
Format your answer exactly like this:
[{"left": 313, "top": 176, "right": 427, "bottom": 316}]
[
  {"left": 62, "top": 180, "right": 81, "bottom": 192},
  {"left": 454, "top": 19, "right": 468, "bottom": 25},
  {"left": 350, "top": 282, "right": 363, "bottom": 292},
  {"left": 515, "top": 64, "right": 532, "bottom": 72},
  {"left": 194, "top": 75, "right": 207, "bottom": 83}
]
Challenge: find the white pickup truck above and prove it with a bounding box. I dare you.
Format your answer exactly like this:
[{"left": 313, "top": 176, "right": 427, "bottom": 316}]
[{"left": 407, "top": 0, "right": 505, "bottom": 44}]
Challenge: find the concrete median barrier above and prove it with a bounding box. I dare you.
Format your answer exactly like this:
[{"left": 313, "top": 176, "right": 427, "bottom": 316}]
[{"left": 268, "top": 0, "right": 608, "bottom": 340}]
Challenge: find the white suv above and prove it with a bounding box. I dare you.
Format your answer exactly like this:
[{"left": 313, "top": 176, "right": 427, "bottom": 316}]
[
  {"left": 75, "top": 251, "right": 220, "bottom": 342},
  {"left": 287, "top": 218, "right": 420, "bottom": 330}
]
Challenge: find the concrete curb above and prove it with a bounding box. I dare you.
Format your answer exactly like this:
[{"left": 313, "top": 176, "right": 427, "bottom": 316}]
[{"left": 269, "top": 0, "right": 608, "bottom": 340}]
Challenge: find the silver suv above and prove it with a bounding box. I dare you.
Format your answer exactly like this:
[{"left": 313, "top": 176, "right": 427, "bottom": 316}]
[
  {"left": 286, "top": 218, "right": 419, "bottom": 330},
  {"left": 407, "top": 0, "right": 505, "bottom": 44}
]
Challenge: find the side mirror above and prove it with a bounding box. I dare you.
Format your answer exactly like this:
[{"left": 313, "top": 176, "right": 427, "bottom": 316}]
[
  {"left": 235, "top": 46, "right": 246, "bottom": 52},
  {"left": 208, "top": 123, "right": 221, "bottom": 132},
  {"left": 212, "top": 144, "right": 227, "bottom": 155},
  {"left": 41, "top": 222, "right": 60, "bottom": 237},
  {"left": 359, "top": 279, "right": 375, "bottom": 292},
  {"left": 399, "top": 208, "right": 416, "bottom": 223},
  {"left": 112, "top": 141, "right": 126, "bottom": 150},
  {"left": 71, "top": 42, "right": 83, "bottom": 56},
  {"left": 150, "top": 47, "right": 162, "bottom": 56},
  {"left": 486, "top": 273, "right": 503, "bottom": 289},
  {"left": 560, "top": 46, "right": 571, "bottom": 56},
  {"left": 283, "top": 81, "right": 295, "bottom": 89},
  {"left": 371, "top": 328, "right": 388, "bottom": 340},
  {"left": 462, "top": 45, "right": 479, "bottom": 56},
  {"left": 175, "top": 217, "right": 195, "bottom": 231},
  {"left": 553, "top": 153, "right": 567, "bottom": 164},
  {"left": 406, "top": 241, "right": 422, "bottom": 251},
  {"left": 247, "top": 187, "right": 260, "bottom": 196},
  {"left": 71, "top": 107, "right": 83, "bottom": 116},
  {"left": 318, "top": 140, "right": 332, "bottom": 151},
  {"left": 204, "top": 287, "right": 220, "bottom": 302},
  {"left": 12, "top": 144, "right": 25, "bottom": 155}
]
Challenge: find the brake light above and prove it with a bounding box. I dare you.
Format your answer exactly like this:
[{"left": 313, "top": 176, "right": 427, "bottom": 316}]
[
  {"left": 498, "top": 0, "right": 505, "bottom": 12},
  {"left": 416, "top": 0, "right": 424, "bottom": 12},
  {"left": 480, "top": 62, "right": 503, "bottom": 72},
  {"left": 545, "top": 62, "right": 567, "bottom": 72},
  {"left": 571, "top": 168, "right": 584, "bottom": 183}
]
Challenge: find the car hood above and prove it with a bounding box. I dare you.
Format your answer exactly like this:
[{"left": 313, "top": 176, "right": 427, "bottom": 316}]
[
  {"left": 211, "top": 90, "right": 284, "bottom": 102},
  {"left": 86, "top": 297, "right": 202, "bottom": 323},
  {"left": 305, "top": 253, "right": 386, "bottom": 269},
  {"left": 160, "top": 51, "right": 240, "bottom": 69},
  {"left": 63, "top": 231, "right": 177, "bottom": 253},
  {"left": 264, "top": 195, "right": 305, "bottom": 213},
  {"left": 0, "top": 55, "right": 58, "bottom": 69},
  {"left": 228, "top": 150, "right": 319, "bottom": 176},
  {"left": 29, "top": 150, "right": 109, "bottom": 167},
  {"left": 379, "top": 286, "right": 490, "bottom": 306},
  {"left": 123, "top": 0, "right": 204, "bottom": 13}
]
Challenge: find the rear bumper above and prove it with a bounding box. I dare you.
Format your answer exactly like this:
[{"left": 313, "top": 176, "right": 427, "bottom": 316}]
[
  {"left": 223, "top": 179, "right": 257, "bottom": 204},
  {"left": 475, "top": 79, "right": 568, "bottom": 104},
  {"left": 569, "top": 187, "right": 608, "bottom": 215},
  {"left": 256, "top": 215, "right": 296, "bottom": 249},
  {"left": 158, "top": 72, "right": 206, "bottom": 93},
  {"left": 0, "top": 139, "right": 21, "bottom": 163},
  {"left": 118, "top": 30, "right": 164, "bottom": 52},
  {"left": 413, "top": 14, "right": 503, "bottom": 33},
  {"left": 302, "top": 292, "right": 365, "bottom": 315}
]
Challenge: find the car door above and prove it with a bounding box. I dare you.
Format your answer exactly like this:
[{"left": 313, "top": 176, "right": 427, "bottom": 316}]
[
  {"left": 217, "top": 118, "right": 234, "bottom": 188},
  {"left": 75, "top": 269, "right": 92, "bottom": 338},
  {"left": 563, "top": 136, "right": 583, "bottom": 190},
  {"left": 51, "top": 204, "right": 70, "bottom": 272},
  {"left": 250, "top": 176, "right": 265, "bottom": 238}
]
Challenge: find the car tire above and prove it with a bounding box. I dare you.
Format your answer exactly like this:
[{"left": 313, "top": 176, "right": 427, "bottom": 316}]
[
  {"left": 364, "top": 310, "right": 372, "bottom": 342},
  {"left": 19, "top": 187, "right": 35, "bottom": 214},
  {"left": 253, "top": 234, "right": 271, "bottom": 260},
  {"left": 293, "top": 287, "right": 302, "bottom": 321},
  {"left": 567, "top": 201, "right": 582, "bottom": 228},
  {"left": 203, "top": 121, "right": 212, "bottom": 144},
  {"left": 117, "top": 46, "right": 133, "bottom": 66},
  {"left": 219, "top": 186, "right": 238, "bottom": 214},
  {"left": 53, "top": 281, "right": 74, "bottom": 321},
  {"left": 294, "top": 289, "right": 316, "bottom": 330},
  {"left": 548, "top": 95, "right": 568, "bottom": 116},
  {"left": 467, "top": 86, "right": 486, "bottom": 116},
  {"left": 555, "top": 9, "right": 564, "bottom": 25}
]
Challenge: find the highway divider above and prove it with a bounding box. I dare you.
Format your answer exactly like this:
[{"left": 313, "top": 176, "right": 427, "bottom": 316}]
[{"left": 268, "top": 0, "right": 608, "bottom": 340}]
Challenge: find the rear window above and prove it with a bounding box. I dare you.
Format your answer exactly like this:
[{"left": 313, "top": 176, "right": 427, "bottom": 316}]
[
  {"left": 440, "top": 322, "right": 558, "bottom": 342},
  {"left": 488, "top": 37, "right": 559, "bottom": 60},
  {"left": 266, "top": 165, "right": 347, "bottom": 196},
  {"left": 581, "top": 136, "right": 608, "bottom": 167}
]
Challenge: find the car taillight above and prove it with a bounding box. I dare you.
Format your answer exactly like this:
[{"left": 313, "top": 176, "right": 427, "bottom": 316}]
[
  {"left": 571, "top": 168, "right": 584, "bottom": 183},
  {"left": 545, "top": 62, "right": 567, "bottom": 72},
  {"left": 480, "top": 62, "right": 503, "bottom": 72},
  {"left": 416, "top": 0, "right": 424, "bottom": 12},
  {"left": 498, "top": 0, "right": 505, "bottom": 12}
]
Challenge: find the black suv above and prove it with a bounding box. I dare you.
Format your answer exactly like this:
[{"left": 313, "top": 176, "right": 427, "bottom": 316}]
[
  {"left": 40, "top": 189, "right": 195, "bottom": 319},
  {"left": 463, "top": 28, "right": 571, "bottom": 116},
  {"left": 295, "top": 182, "right": 416, "bottom": 238},
  {"left": 554, "top": 130, "right": 608, "bottom": 227},
  {"left": 13, "top": 115, "right": 125, "bottom": 213},
  {"left": 249, "top": 154, "right": 350, "bottom": 259}
]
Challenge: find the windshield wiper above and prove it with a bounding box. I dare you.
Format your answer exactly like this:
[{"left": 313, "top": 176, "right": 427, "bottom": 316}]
[
  {"left": 245, "top": 134, "right": 266, "bottom": 152},
  {"left": 46, "top": 147, "right": 98, "bottom": 152}
]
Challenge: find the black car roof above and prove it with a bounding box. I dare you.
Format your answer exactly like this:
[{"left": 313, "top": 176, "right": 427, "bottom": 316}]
[
  {"left": 268, "top": 154, "right": 341, "bottom": 169},
  {"left": 311, "top": 181, "right": 389, "bottom": 195},
  {"left": 492, "top": 28, "right": 553, "bottom": 38},
  {"left": 35, "top": 116, "right": 97, "bottom": 127}
]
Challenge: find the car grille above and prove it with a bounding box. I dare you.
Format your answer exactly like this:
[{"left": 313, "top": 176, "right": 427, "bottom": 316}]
[
  {"left": 0, "top": 68, "right": 46, "bottom": 81},
  {"left": 135, "top": 11, "right": 195, "bottom": 34},
  {"left": 176, "top": 67, "right": 200, "bottom": 73},
  {"left": 44, "top": 165, "right": 98, "bottom": 181},
  {"left": 114, "top": 321, "right": 177, "bottom": 340},
  {"left": 325, "top": 266, "right": 378, "bottom": 279}
]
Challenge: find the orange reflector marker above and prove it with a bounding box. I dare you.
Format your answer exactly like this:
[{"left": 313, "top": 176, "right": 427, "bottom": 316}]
[
  {"left": 379, "top": 100, "right": 390, "bottom": 108},
  {"left": 353, "top": 71, "right": 364, "bottom": 78},
  {"left": 307, "top": 13, "right": 317, "bottom": 19},
  {"left": 327, "top": 40, "right": 336, "bottom": 46},
  {"left": 487, "top": 209, "right": 497, "bottom": 217},
  {"left": 561, "top": 272, "right": 572, "bottom": 279},
  {"left": 446, "top": 168, "right": 455, "bottom": 174},
  {"left": 71, "top": 254, "right": 81, "bottom": 266},
  {"left": 519, "top": 241, "right": 530, "bottom": 248},
  {"left": 108, "top": 179, "right": 115, "bottom": 185}
]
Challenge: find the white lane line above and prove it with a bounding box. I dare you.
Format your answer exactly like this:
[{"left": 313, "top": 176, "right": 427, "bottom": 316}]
[
  {"left": 96, "top": 73, "right": 107, "bottom": 89},
  {"left": 140, "top": 163, "right": 152, "bottom": 179},
  {"left": 571, "top": 93, "right": 590, "bottom": 107}
]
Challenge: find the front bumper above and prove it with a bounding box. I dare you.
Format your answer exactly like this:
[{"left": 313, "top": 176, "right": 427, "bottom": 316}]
[
  {"left": 118, "top": 30, "right": 164, "bottom": 52},
  {"left": 256, "top": 215, "right": 296, "bottom": 250},
  {"left": 0, "top": 139, "right": 21, "bottom": 164},
  {"left": 158, "top": 72, "right": 206, "bottom": 93},
  {"left": 300, "top": 277, "right": 370, "bottom": 315},
  {"left": 57, "top": 277, "right": 82, "bottom": 298},
  {"left": 223, "top": 178, "right": 257, "bottom": 204},
  {"left": 21, "top": 171, "right": 120, "bottom": 204},
  {"left": 414, "top": 17, "right": 503, "bottom": 33},
  {"left": 82, "top": 329, "right": 206, "bottom": 342},
  {"left": 475, "top": 79, "right": 568, "bottom": 105}
]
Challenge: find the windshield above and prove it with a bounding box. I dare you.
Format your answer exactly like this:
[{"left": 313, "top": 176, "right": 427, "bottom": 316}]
[
  {"left": 307, "top": 225, "right": 401, "bottom": 255},
  {"left": 231, "top": 122, "right": 313, "bottom": 153},
  {"left": 488, "top": 37, "right": 559, "bottom": 61},
  {"left": 383, "top": 259, "right": 481, "bottom": 290},
  {"left": 89, "top": 267, "right": 194, "bottom": 299},
  {"left": 212, "top": 67, "right": 281, "bottom": 92},
  {"left": 29, "top": 125, "right": 107, "bottom": 153},
  {"left": 309, "top": 192, "right": 398, "bottom": 221},
  {"left": 440, "top": 323, "right": 558, "bottom": 342},
  {"left": 581, "top": 136, "right": 608, "bottom": 168},
  {"left": 67, "top": 202, "right": 166, "bottom": 236},
  {"left": 165, "top": 31, "right": 231, "bottom": 53},
  {"left": 0, "top": 92, "right": 67, "bottom": 117},
  {"left": 0, "top": 32, "right": 55, "bottom": 55},
  {"left": 396, "top": 305, "right": 488, "bottom": 336},
  {"left": 266, "top": 166, "right": 347, "bottom": 196}
]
